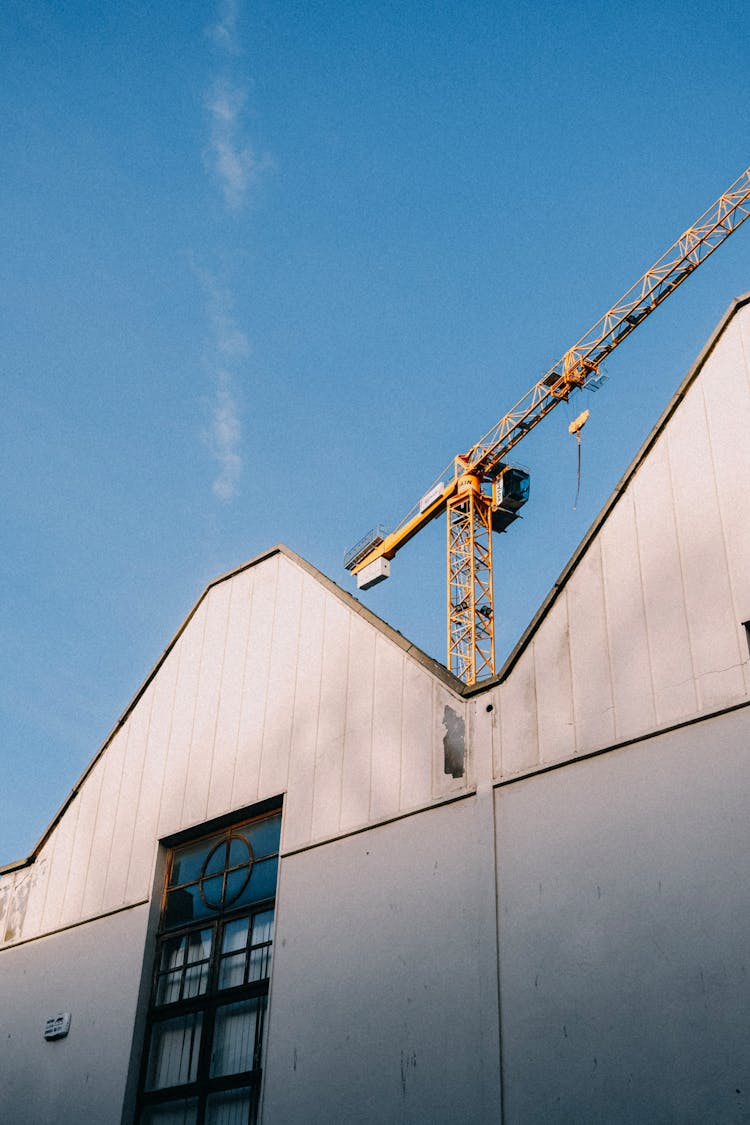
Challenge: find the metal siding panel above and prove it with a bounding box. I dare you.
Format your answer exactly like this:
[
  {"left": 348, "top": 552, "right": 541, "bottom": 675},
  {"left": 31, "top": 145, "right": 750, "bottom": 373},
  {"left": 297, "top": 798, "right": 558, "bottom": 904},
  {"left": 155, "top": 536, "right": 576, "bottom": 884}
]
[
  {"left": 340, "top": 614, "right": 376, "bottom": 832},
  {"left": 125, "top": 646, "right": 180, "bottom": 902},
  {"left": 157, "top": 600, "right": 208, "bottom": 837},
  {"left": 632, "top": 442, "right": 698, "bottom": 724},
  {"left": 0, "top": 872, "right": 13, "bottom": 939},
  {"left": 283, "top": 576, "right": 326, "bottom": 851},
  {"left": 532, "top": 594, "right": 576, "bottom": 767},
  {"left": 495, "top": 646, "right": 539, "bottom": 777},
  {"left": 567, "top": 540, "right": 616, "bottom": 752},
  {"left": 181, "top": 584, "right": 232, "bottom": 829},
  {"left": 310, "top": 597, "right": 349, "bottom": 841},
  {"left": 399, "top": 663, "right": 435, "bottom": 811},
  {"left": 667, "top": 382, "right": 744, "bottom": 711},
  {"left": 79, "top": 724, "right": 128, "bottom": 918},
  {"left": 206, "top": 568, "right": 254, "bottom": 822},
  {"left": 58, "top": 752, "right": 104, "bottom": 926},
  {"left": 38, "top": 786, "right": 82, "bottom": 933},
  {"left": 102, "top": 682, "right": 155, "bottom": 910},
  {"left": 698, "top": 317, "right": 750, "bottom": 694},
  {"left": 368, "top": 636, "right": 404, "bottom": 822},
  {"left": 259, "top": 556, "right": 303, "bottom": 800},
  {"left": 600, "top": 492, "right": 657, "bottom": 739},
  {"left": 232, "top": 559, "right": 277, "bottom": 811}
]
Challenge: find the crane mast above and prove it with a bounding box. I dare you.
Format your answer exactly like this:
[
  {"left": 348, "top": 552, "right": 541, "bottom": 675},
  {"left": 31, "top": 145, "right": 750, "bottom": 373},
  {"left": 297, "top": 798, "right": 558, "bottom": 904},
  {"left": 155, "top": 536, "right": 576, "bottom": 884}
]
[{"left": 346, "top": 166, "right": 750, "bottom": 684}]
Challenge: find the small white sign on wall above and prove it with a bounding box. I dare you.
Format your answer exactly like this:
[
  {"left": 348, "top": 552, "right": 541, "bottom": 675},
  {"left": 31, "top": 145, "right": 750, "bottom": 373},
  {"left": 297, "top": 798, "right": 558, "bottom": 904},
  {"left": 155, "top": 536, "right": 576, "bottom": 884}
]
[{"left": 43, "top": 1012, "right": 71, "bottom": 1041}]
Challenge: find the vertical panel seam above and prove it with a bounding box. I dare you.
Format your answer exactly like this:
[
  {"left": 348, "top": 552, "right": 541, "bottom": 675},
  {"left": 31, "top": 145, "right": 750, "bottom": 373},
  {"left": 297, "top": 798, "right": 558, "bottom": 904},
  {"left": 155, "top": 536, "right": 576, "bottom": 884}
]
[
  {"left": 230, "top": 570, "right": 256, "bottom": 810},
  {"left": 118, "top": 684, "right": 157, "bottom": 905},
  {"left": 254, "top": 554, "right": 280, "bottom": 805},
  {"left": 397, "top": 650, "right": 407, "bottom": 810},
  {"left": 99, "top": 718, "right": 132, "bottom": 912},
  {"left": 76, "top": 759, "right": 106, "bottom": 919},
  {"left": 336, "top": 611, "right": 353, "bottom": 832},
  {"left": 630, "top": 488, "right": 659, "bottom": 725},
  {"left": 44, "top": 777, "right": 83, "bottom": 932},
  {"left": 207, "top": 575, "right": 243, "bottom": 813},
  {"left": 564, "top": 588, "right": 580, "bottom": 756},
  {"left": 665, "top": 416, "right": 702, "bottom": 710},
  {"left": 310, "top": 593, "right": 328, "bottom": 837},
  {"left": 154, "top": 631, "right": 184, "bottom": 837},
  {"left": 699, "top": 370, "right": 745, "bottom": 669},
  {"left": 177, "top": 601, "right": 210, "bottom": 825},
  {"left": 282, "top": 573, "right": 305, "bottom": 800}
]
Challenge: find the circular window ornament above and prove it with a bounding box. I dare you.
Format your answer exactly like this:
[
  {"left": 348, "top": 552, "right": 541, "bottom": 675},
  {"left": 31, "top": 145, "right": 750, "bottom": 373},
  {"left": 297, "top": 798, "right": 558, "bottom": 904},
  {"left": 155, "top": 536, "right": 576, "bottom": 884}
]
[{"left": 198, "top": 833, "right": 254, "bottom": 910}]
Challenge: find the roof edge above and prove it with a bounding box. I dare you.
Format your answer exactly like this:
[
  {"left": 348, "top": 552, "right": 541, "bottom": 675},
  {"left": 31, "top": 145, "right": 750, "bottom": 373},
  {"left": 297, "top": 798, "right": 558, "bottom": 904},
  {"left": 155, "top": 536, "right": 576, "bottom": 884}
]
[
  {"left": 464, "top": 289, "right": 750, "bottom": 697},
  {"left": 2, "top": 545, "right": 461, "bottom": 874}
]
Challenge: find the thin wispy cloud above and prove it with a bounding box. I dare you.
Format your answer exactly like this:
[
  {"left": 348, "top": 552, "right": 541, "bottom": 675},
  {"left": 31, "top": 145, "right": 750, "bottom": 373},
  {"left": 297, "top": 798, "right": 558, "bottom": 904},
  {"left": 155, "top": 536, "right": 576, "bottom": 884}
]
[
  {"left": 209, "top": 369, "right": 243, "bottom": 502},
  {"left": 204, "top": 79, "right": 268, "bottom": 213},
  {"left": 196, "top": 0, "right": 271, "bottom": 503},
  {"left": 204, "top": 270, "right": 250, "bottom": 360},
  {"left": 196, "top": 268, "right": 248, "bottom": 503},
  {"left": 207, "top": 0, "right": 242, "bottom": 56}
]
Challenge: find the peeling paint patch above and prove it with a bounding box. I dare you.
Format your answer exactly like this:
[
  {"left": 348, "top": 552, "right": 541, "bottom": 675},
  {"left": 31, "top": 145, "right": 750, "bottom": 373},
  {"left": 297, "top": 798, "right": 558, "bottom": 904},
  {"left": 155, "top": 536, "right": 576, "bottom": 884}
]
[
  {"left": 0, "top": 877, "right": 14, "bottom": 939},
  {"left": 442, "top": 706, "right": 465, "bottom": 778},
  {"left": 4, "top": 877, "right": 29, "bottom": 944}
]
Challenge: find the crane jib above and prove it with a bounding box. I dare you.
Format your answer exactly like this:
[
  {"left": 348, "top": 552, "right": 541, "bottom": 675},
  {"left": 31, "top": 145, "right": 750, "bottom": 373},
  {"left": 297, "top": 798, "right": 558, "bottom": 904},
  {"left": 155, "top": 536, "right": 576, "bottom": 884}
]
[{"left": 345, "top": 164, "right": 750, "bottom": 683}]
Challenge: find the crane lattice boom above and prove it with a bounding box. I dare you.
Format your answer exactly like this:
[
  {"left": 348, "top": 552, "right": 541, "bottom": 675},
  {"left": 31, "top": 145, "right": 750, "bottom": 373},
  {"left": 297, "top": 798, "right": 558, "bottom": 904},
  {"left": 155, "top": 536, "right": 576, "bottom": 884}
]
[{"left": 346, "top": 165, "right": 750, "bottom": 683}]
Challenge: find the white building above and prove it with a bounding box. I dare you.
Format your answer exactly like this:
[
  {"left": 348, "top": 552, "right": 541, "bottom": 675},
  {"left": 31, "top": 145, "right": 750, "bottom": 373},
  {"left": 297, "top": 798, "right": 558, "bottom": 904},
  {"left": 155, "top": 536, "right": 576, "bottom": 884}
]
[{"left": 2, "top": 293, "right": 750, "bottom": 1124}]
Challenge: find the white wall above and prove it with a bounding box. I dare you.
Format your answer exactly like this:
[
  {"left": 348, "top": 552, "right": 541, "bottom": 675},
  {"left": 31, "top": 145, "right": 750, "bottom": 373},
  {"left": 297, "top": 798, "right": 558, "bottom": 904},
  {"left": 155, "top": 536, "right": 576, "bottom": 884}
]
[
  {"left": 486, "top": 297, "right": 750, "bottom": 780},
  {"left": 262, "top": 794, "right": 502, "bottom": 1124},
  {"left": 495, "top": 705, "right": 750, "bottom": 1124},
  {"left": 0, "top": 551, "right": 469, "bottom": 951},
  {"left": 0, "top": 905, "right": 150, "bottom": 1125}
]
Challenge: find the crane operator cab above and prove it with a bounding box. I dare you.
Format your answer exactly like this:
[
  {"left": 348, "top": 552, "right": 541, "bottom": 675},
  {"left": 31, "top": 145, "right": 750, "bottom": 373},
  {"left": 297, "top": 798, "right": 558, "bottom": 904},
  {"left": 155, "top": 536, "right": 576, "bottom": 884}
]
[{"left": 491, "top": 465, "right": 530, "bottom": 533}]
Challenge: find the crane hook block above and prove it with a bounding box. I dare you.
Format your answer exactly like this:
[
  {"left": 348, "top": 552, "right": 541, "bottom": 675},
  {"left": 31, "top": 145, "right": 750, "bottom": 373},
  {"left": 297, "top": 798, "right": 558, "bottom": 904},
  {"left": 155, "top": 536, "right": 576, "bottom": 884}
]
[{"left": 568, "top": 409, "right": 590, "bottom": 437}]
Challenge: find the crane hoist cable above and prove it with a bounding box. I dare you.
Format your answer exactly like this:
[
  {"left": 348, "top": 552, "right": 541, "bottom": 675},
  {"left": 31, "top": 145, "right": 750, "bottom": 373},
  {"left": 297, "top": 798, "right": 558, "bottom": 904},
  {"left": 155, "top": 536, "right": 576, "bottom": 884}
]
[
  {"left": 568, "top": 409, "right": 590, "bottom": 510},
  {"left": 345, "top": 164, "right": 750, "bottom": 685}
]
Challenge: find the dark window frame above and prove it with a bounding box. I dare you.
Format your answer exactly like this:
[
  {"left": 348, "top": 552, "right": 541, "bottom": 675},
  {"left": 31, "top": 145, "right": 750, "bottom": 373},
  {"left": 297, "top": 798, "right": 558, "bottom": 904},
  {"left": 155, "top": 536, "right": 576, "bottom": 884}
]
[{"left": 136, "top": 808, "right": 281, "bottom": 1125}]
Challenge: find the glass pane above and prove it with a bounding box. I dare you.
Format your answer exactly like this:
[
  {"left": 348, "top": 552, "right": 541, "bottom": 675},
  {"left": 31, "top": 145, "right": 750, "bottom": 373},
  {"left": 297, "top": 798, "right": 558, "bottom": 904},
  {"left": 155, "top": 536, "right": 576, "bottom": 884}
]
[
  {"left": 165, "top": 886, "right": 200, "bottom": 929},
  {"left": 228, "top": 835, "right": 252, "bottom": 867},
  {"left": 205, "top": 1086, "right": 255, "bottom": 1125},
  {"left": 146, "top": 1013, "right": 202, "bottom": 1091},
  {"left": 219, "top": 952, "right": 246, "bottom": 990},
  {"left": 157, "top": 970, "right": 183, "bottom": 1006},
  {"left": 160, "top": 935, "right": 187, "bottom": 972},
  {"left": 200, "top": 874, "right": 225, "bottom": 911},
  {"left": 204, "top": 840, "right": 229, "bottom": 877},
  {"left": 170, "top": 837, "right": 217, "bottom": 886},
  {"left": 183, "top": 961, "right": 209, "bottom": 999},
  {"left": 246, "top": 856, "right": 278, "bottom": 905},
  {"left": 247, "top": 944, "right": 271, "bottom": 983},
  {"left": 210, "top": 998, "right": 263, "bottom": 1077},
  {"left": 245, "top": 815, "right": 281, "bottom": 859},
  {"left": 140, "top": 1098, "right": 198, "bottom": 1125},
  {"left": 251, "top": 910, "right": 274, "bottom": 945},
  {"left": 224, "top": 867, "right": 252, "bottom": 906},
  {"left": 222, "top": 918, "right": 249, "bottom": 954},
  {"left": 185, "top": 929, "right": 213, "bottom": 963}
]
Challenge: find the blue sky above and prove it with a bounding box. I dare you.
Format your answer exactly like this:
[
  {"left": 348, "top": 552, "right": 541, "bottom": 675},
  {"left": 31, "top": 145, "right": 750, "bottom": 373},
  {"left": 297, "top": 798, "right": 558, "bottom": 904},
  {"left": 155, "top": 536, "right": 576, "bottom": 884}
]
[{"left": 2, "top": 0, "right": 749, "bottom": 862}]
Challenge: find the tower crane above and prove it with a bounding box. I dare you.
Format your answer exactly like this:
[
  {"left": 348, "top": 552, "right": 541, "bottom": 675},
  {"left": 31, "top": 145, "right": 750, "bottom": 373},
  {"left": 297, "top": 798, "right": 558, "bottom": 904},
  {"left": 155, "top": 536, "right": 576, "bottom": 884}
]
[{"left": 345, "top": 166, "right": 750, "bottom": 685}]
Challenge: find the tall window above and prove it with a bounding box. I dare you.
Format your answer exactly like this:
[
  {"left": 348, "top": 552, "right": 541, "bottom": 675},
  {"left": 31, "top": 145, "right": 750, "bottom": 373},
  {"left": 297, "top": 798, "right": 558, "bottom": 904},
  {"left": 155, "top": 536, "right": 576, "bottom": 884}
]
[{"left": 138, "top": 810, "right": 281, "bottom": 1125}]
